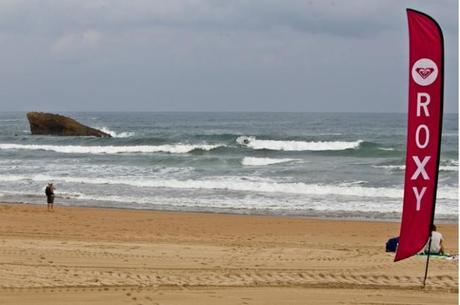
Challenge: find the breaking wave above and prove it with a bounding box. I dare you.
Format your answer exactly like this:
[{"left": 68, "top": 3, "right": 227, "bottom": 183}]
[
  {"left": 374, "top": 164, "right": 458, "bottom": 172},
  {"left": 236, "top": 136, "right": 363, "bottom": 151},
  {"left": 241, "top": 157, "right": 299, "bottom": 166},
  {"left": 377, "top": 147, "right": 395, "bottom": 151},
  {"left": 97, "top": 127, "right": 135, "bottom": 138},
  {"left": 1, "top": 174, "right": 457, "bottom": 200},
  {"left": 0, "top": 143, "right": 223, "bottom": 154}
]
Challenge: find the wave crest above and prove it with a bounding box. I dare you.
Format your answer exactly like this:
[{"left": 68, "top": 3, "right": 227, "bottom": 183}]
[
  {"left": 236, "top": 136, "right": 363, "bottom": 151},
  {"left": 374, "top": 164, "right": 458, "bottom": 172},
  {"left": 97, "top": 127, "right": 135, "bottom": 138},
  {"left": 0, "top": 143, "right": 223, "bottom": 154},
  {"left": 242, "top": 157, "right": 298, "bottom": 166},
  {"left": 1, "top": 174, "right": 457, "bottom": 201}
]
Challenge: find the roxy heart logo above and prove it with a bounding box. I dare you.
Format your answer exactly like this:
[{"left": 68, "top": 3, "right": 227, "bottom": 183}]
[
  {"left": 416, "top": 67, "right": 434, "bottom": 79},
  {"left": 411, "top": 58, "right": 438, "bottom": 86}
]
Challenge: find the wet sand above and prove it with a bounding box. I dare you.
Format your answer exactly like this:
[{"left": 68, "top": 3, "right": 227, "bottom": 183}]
[{"left": 0, "top": 203, "right": 457, "bottom": 304}]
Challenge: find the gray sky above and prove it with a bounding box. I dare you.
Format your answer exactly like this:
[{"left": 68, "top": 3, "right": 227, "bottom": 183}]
[{"left": 0, "top": 0, "right": 458, "bottom": 112}]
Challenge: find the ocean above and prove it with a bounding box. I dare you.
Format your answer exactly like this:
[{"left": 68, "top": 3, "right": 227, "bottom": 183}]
[{"left": 0, "top": 112, "right": 457, "bottom": 221}]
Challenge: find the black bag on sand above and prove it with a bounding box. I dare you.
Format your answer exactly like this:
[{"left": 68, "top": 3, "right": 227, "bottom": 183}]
[{"left": 386, "top": 236, "right": 399, "bottom": 252}]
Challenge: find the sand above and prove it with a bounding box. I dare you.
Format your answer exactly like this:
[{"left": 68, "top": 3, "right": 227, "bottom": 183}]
[{"left": 0, "top": 203, "right": 457, "bottom": 305}]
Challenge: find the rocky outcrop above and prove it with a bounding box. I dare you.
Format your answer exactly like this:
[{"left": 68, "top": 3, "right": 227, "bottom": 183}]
[{"left": 26, "top": 112, "right": 111, "bottom": 137}]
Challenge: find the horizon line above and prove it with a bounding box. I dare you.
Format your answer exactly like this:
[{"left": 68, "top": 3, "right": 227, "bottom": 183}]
[{"left": 1, "top": 110, "right": 459, "bottom": 115}]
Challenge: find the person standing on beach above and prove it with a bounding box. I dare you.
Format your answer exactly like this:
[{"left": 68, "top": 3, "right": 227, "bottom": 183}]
[{"left": 45, "top": 183, "right": 55, "bottom": 212}]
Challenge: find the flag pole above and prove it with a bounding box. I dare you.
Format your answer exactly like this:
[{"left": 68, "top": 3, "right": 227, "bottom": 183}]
[
  {"left": 422, "top": 235, "right": 432, "bottom": 287},
  {"left": 419, "top": 8, "right": 444, "bottom": 288}
]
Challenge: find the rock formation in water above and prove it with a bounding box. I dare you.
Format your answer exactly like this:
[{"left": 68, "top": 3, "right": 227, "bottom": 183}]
[{"left": 26, "top": 112, "right": 111, "bottom": 137}]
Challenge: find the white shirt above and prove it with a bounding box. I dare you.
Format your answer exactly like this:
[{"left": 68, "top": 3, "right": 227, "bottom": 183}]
[{"left": 424, "top": 231, "right": 443, "bottom": 254}]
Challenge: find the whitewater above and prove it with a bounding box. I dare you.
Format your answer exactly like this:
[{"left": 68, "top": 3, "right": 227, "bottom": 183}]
[
  {"left": 1, "top": 174, "right": 457, "bottom": 201},
  {"left": 0, "top": 143, "right": 223, "bottom": 154},
  {"left": 236, "top": 136, "right": 363, "bottom": 151}
]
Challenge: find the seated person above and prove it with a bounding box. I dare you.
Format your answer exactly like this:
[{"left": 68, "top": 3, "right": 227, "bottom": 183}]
[{"left": 423, "top": 224, "right": 445, "bottom": 255}]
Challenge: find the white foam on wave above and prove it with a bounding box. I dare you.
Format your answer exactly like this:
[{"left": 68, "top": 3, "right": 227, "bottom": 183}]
[
  {"left": 373, "top": 165, "right": 405, "bottom": 171},
  {"left": 236, "top": 136, "right": 362, "bottom": 151},
  {"left": 0, "top": 190, "right": 83, "bottom": 199},
  {"left": 242, "top": 157, "right": 298, "bottom": 166},
  {"left": 374, "top": 164, "right": 458, "bottom": 172},
  {"left": 39, "top": 192, "right": 458, "bottom": 216},
  {"left": 97, "top": 127, "right": 135, "bottom": 138},
  {"left": 377, "top": 147, "right": 395, "bottom": 151},
  {"left": 440, "top": 166, "right": 458, "bottom": 172},
  {"left": 0, "top": 174, "right": 27, "bottom": 182},
  {"left": 1, "top": 174, "right": 457, "bottom": 201},
  {"left": 0, "top": 143, "right": 223, "bottom": 154},
  {"left": 338, "top": 180, "right": 368, "bottom": 186}
]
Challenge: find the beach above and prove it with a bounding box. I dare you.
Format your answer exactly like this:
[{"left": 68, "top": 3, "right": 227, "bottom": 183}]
[{"left": 0, "top": 203, "right": 457, "bottom": 305}]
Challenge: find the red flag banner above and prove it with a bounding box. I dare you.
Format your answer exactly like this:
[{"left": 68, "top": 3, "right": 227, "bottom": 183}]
[{"left": 395, "top": 9, "right": 444, "bottom": 262}]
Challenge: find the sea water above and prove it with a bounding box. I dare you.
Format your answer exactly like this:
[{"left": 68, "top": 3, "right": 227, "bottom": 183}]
[{"left": 0, "top": 112, "right": 457, "bottom": 221}]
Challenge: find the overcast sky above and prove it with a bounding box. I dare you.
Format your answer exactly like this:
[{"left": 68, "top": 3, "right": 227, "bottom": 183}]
[{"left": 0, "top": 0, "right": 457, "bottom": 112}]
